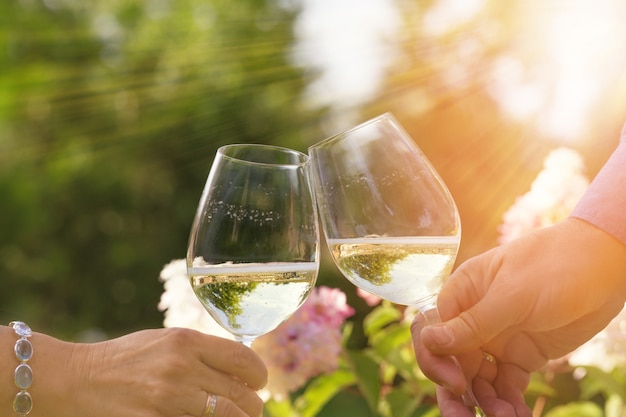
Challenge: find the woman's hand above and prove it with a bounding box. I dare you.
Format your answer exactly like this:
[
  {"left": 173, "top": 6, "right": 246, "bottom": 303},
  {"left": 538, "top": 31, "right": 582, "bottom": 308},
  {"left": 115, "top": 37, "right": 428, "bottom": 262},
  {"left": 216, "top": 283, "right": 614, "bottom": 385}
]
[{"left": 71, "top": 328, "right": 267, "bottom": 417}]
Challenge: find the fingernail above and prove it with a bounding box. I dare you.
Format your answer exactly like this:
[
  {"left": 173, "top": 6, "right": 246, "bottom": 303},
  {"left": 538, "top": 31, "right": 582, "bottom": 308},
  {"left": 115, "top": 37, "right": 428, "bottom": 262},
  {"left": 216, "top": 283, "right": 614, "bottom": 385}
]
[{"left": 427, "top": 324, "right": 453, "bottom": 346}]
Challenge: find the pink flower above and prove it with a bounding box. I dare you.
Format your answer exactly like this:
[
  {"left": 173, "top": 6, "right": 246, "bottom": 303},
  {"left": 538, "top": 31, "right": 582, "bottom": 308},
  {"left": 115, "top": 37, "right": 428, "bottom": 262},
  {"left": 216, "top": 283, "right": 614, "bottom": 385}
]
[
  {"left": 356, "top": 287, "right": 382, "bottom": 307},
  {"left": 303, "top": 285, "right": 355, "bottom": 327},
  {"left": 253, "top": 286, "right": 355, "bottom": 400}
]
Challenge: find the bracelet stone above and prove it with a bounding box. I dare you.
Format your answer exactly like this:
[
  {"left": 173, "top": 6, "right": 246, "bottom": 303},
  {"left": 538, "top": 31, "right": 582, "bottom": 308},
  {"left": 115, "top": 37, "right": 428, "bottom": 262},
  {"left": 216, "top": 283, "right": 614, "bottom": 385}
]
[{"left": 10, "top": 321, "right": 33, "bottom": 416}]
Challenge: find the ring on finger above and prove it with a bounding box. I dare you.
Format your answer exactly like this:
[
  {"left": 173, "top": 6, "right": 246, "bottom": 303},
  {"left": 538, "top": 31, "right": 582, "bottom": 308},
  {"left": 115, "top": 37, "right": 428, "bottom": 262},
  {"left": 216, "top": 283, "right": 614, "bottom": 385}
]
[
  {"left": 482, "top": 351, "right": 496, "bottom": 364},
  {"left": 203, "top": 393, "right": 217, "bottom": 417}
]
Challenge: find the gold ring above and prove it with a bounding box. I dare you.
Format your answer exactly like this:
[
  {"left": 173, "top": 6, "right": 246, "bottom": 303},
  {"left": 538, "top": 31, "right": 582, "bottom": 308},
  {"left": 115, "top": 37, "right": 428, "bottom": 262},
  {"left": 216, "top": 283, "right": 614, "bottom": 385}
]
[
  {"left": 482, "top": 351, "right": 496, "bottom": 364},
  {"left": 203, "top": 393, "right": 217, "bottom": 417}
]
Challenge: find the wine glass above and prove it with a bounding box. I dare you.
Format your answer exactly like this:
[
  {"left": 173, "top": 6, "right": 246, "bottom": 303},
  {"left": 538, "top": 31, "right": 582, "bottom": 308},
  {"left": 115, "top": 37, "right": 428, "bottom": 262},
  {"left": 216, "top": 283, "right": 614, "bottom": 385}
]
[
  {"left": 186, "top": 144, "right": 320, "bottom": 347},
  {"left": 308, "top": 113, "right": 485, "bottom": 416}
]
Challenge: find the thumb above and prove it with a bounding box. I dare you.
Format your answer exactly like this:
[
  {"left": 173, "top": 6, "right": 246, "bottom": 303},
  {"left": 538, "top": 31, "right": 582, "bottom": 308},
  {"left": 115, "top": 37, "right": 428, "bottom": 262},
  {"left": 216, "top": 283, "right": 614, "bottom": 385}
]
[
  {"left": 421, "top": 253, "right": 522, "bottom": 355},
  {"left": 420, "top": 314, "right": 484, "bottom": 356},
  {"left": 421, "top": 290, "right": 527, "bottom": 355}
]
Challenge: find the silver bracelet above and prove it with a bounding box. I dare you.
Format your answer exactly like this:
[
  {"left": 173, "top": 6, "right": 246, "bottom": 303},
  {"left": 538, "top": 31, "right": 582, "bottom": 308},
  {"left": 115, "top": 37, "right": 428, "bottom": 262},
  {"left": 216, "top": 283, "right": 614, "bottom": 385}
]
[{"left": 10, "top": 321, "right": 33, "bottom": 416}]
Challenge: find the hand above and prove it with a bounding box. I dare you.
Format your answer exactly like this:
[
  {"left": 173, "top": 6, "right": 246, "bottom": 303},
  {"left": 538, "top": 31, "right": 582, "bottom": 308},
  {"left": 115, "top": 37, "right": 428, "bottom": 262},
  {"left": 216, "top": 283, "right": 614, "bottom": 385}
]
[
  {"left": 71, "top": 328, "right": 267, "bottom": 417},
  {"left": 413, "top": 314, "right": 531, "bottom": 417},
  {"left": 411, "top": 218, "right": 626, "bottom": 416}
]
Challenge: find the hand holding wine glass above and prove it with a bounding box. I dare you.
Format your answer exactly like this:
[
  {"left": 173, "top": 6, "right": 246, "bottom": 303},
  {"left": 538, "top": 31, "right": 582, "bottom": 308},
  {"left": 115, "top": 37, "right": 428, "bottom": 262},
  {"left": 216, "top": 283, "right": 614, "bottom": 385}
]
[
  {"left": 186, "top": 144, "right": 320, "bottom": 347},
  {"left": 309, "top": 113, "right": 485, "bottom": 416}
]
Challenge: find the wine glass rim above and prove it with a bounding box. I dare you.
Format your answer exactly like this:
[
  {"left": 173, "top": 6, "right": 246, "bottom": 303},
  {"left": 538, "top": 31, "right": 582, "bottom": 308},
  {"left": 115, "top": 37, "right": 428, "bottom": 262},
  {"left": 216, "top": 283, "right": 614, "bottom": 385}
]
[
  {"left": 217, "top": 143, "right": 310, "bottom": 167},
  {"left": 308, "top": 112, "right": 397, "bottom": 152}
]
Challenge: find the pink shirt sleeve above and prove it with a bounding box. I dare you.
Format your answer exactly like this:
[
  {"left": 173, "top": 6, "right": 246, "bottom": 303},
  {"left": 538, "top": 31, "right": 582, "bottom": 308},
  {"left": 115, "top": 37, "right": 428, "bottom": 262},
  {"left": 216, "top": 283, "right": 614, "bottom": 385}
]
[{"left": 570, "top": 123, "right": 626, "bottom": 246}]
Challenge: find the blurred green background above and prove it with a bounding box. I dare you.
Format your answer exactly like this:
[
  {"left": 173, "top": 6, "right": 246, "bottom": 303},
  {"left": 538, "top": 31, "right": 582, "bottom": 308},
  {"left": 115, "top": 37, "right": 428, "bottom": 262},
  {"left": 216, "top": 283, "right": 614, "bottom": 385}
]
[{"left": 1, "top": 0, "right": 625, "bottom": 341}]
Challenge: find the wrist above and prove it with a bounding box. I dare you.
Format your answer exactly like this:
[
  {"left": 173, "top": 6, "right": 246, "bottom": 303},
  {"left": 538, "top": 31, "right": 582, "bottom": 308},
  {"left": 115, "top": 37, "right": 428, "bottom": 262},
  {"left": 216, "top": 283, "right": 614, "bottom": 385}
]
[
  {"left": 23, "top": 332, "right": 84, "bottom": 417},
  {"left": 566, "top": 217, "right": 626, "bottom": 301}
]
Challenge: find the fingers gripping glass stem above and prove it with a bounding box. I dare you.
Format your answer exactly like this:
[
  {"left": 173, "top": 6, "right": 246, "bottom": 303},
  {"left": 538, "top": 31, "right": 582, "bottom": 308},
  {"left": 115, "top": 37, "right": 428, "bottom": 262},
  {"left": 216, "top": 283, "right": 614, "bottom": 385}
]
[{"left": 420, "top": 307, "right": 486, "bottom": 417}]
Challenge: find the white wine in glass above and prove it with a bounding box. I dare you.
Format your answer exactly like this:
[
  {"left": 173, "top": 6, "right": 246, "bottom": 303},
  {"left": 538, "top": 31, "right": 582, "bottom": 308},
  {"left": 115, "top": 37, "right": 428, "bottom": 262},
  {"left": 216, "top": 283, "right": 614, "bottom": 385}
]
[
  {"left": 309, "top": 113, "right": 485, "bottom": 416},
  {"left": 327, "top": 236, "right": 459, "bottom": 306},
  {"left": 187, "top": 144, "right": 320, "bottom": 347}
]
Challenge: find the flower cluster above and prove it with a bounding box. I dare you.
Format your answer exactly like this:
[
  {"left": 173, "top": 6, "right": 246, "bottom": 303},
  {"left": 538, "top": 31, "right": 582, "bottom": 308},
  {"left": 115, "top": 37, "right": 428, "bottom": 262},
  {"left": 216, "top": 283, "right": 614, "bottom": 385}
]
[
  {"left": 253, "top": 286, "right": 355, "bottom": 400},
  {"left": 498, "top": 147, "right": 589, "bottom": 244},
  {"left": 569, "top": 307, "right": 626, "bottom": 372},
  {"left": 158, "top": 259, "right": 234, "bottom": 339},
  {"left": 356, "top": 287, "right": 382, "bottom": 307},
  {"left": 158, "top": 259, "right": 354, "bottom": 400}
]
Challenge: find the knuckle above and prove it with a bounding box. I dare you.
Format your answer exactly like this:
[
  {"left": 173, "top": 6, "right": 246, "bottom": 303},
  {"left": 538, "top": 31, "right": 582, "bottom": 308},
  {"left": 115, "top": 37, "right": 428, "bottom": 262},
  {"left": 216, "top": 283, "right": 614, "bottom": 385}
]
[
  {"left": 230, "top": 343, "right": 254, "bottom": 368},
  {"left": 458, "top": 311, "right": 487, "bottom": 344},
  {"left": 223, "top": 381, "right": 263, "bottom": 416},
  {"left": 225, "top": 379, "right": 248, "bottom": 402},
  {"left": 167, "top": 327, "right": 196, "bottom": 346},
  {"left": 221, "top": 399, "right": 241, "bottom": 416}
]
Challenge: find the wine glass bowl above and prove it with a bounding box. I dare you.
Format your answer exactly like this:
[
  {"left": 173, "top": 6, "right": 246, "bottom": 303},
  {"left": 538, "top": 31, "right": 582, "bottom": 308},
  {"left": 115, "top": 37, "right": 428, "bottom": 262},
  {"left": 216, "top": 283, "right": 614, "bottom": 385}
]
[
  {"left": 309, "top": 113, "right": 460, "bottom": 311},
  {"left": 186, "top": 144, "right": 320, "bottom": 347}
]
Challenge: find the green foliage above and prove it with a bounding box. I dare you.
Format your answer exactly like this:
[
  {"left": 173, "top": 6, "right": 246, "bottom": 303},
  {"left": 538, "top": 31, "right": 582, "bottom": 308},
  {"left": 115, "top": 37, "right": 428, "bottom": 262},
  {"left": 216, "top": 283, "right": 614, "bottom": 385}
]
[
  {"left": 543, "top": 402, "right": 603, "bottom": 417},
  {"left": 264, "top": 302, "right": 439, "bottom": 417},
  {"left": 0, "top": 0, "right": 325, "bottom": 339},
  {"left": 193, "top": 280, "right": 253, "bottom": 328},
  {"left": 337, "top": 251, "right": 407, "bottom": 286},
  {"left": 264, "top": 300, "right": 626, "bottom": 417},
  {"left": 293, "top": 368, "right": 358, "bottom": 417},
  {"left": 522, "top": 365, "right": 626, "bottom": 417}
]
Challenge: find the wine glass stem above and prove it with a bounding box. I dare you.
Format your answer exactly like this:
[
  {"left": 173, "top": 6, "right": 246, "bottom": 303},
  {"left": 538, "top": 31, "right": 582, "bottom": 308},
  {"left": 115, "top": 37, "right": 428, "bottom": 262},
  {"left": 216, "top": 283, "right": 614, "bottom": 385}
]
[
  {"left": 236, "top": 336, "right": 255, "bottom": 348},
  {"left": 419, "top": 305, "right": 486, "bottom": 417}
]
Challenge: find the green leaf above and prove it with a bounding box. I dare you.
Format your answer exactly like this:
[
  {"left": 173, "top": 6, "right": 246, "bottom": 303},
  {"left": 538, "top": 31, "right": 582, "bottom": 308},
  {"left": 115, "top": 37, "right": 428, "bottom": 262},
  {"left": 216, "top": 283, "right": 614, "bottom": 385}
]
[
  {"left": 341, "top": 320, "right": 354, "bottom": 345},
  {"left": 385, "top": 386, "right": 423, "bottom": 417},
  {"left": 346, "top": 350, "right": 382, "bottom": 413},
  {"left": 315, "top": 390, "right": 376, "bottom": 417},
  {"left": 263, "top": 398, "right": 296, "bottom": 417},
  {"left": 385, "top": 345, "right": 422, "bottom": 383},
  {"left": 606, "top": 393, "right": 626, "bottom": 417},
  {"left": 526, "top": 374, "right": 557, "bottom": 397},
  {"left": 544, "top": 401, "right": 603, "bottom": 417},
  {"left": 370, "top": 323, "right": 412, "bottom": 359},
  {"left": 363, "top": 303, "right": 403, "bottom": 337},
  {"left": 295, "top": 369, "right": 357, "bottom": 417},
  {"left": 579, "top": 366, "right": 626, "bottom": 400}
]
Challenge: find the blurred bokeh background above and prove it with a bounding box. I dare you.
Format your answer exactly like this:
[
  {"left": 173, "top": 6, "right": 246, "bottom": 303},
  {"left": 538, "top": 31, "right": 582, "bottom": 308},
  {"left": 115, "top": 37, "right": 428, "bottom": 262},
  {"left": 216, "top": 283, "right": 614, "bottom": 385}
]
[{"left": 1, "top": 0, "right": 625, "bottom": 341}]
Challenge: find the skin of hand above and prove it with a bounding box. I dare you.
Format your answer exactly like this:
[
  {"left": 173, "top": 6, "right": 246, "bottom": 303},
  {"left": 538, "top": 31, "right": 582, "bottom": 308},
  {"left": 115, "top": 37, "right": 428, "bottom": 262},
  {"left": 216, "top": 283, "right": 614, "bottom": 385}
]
[
  {"left": 2, "top": 327, "right": 267, "bottom": 417},
  {"left": 411, "top": 217, "right": 626, "bottom": 417}
]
